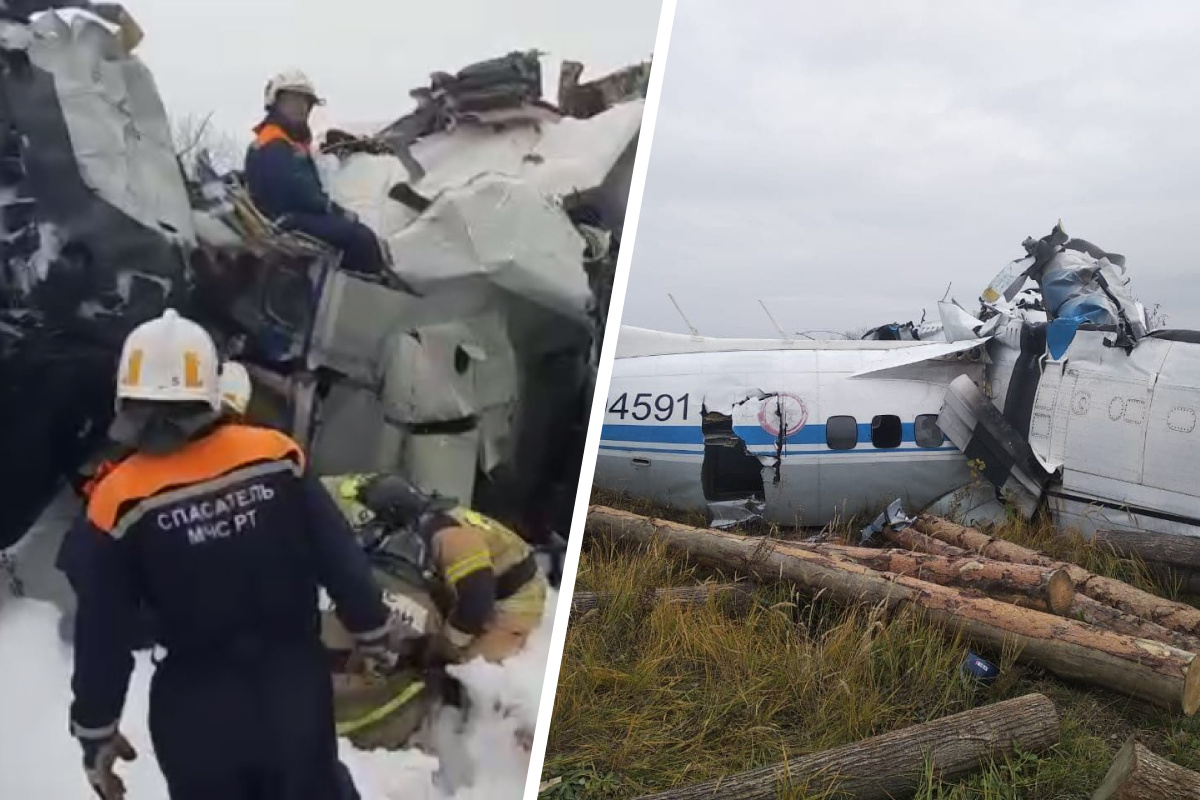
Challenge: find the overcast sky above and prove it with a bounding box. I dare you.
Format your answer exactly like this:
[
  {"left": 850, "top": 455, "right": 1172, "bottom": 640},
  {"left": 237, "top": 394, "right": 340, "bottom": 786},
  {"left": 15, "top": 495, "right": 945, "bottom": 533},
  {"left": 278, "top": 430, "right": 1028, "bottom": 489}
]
[
  {"left": 624, "top": 0, "right": 1200, "bottom": 338},
  {"left": 128, "top": 0, "right": 661, "bottom": 145}
]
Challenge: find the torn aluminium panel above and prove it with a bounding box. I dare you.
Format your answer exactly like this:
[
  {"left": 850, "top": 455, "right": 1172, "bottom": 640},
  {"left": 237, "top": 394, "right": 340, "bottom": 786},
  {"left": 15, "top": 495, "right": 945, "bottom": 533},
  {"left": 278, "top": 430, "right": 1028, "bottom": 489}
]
[
  {"left": 708, "top": 499, "right": 766, "bottom": 530},
  {"left": 1020, "top": 223, "right": 1147, "bottom": 341},
  {"left": 859, "top": 498, "right": 917, "bottom": 545},
  {"left": 938, "top": 374, "right": 1055, "bottom": 519}
]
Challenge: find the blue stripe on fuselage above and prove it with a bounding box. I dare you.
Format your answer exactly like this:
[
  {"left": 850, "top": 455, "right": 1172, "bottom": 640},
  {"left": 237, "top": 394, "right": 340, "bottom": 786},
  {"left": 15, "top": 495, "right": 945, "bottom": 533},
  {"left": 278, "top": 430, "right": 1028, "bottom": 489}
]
[
  {"left": 598, "top": 444, "right": 957, "bottom": 456},
  {"left": 602, "top": 422, "right": 931, "bottom": 447}
]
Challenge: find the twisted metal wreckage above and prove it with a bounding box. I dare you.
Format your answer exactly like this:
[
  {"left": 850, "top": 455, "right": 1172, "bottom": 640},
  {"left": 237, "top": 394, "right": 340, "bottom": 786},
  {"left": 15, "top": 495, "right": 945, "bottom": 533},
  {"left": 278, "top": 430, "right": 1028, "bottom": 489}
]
[
  {"left": 0, "top": 6, "right": 650, "bottom": 602},
  {"left": 598, "top": 221, "right": 1200, "bottom": 545}
]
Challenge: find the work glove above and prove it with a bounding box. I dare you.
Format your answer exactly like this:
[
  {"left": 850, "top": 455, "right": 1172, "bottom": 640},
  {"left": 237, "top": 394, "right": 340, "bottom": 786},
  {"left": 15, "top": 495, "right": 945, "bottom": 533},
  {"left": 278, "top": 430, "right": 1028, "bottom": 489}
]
[
  {"left": 390, "top": 632, "right": 454, "bottom": 672},
  {"left": 80, "top": 732, "right": 137, "bottom": 799},
  {"left": 356, "top": 637, "right": 401, "bottom": 677}
]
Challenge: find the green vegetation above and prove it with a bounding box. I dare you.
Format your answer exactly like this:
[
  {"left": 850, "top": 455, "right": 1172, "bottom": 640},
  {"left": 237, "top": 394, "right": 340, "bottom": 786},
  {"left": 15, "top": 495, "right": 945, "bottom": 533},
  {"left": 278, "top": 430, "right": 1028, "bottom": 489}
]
[{"left": 541, "top": 492, "right": 1200, "bottom": 799}]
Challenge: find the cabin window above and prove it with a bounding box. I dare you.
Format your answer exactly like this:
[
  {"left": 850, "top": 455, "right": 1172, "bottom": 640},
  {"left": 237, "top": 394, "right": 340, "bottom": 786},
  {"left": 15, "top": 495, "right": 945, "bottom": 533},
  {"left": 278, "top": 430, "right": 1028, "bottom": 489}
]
[
  {"left": 914, "top": 414, "right": 945, "bottom": 448},
  {"left": 871, "top": 415, "right": 903, "bottom": 449},
  {"left": 826, "top": 415, "right": 858, "bottom": 450}
]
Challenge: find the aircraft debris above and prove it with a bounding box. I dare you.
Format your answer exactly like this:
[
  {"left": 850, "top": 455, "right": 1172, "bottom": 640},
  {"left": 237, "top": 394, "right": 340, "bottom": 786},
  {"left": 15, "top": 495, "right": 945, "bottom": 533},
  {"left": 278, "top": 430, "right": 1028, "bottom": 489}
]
[
  {"left": 558, "top": 59, "right": 651, "bottom": 120},
  {"left": 597, "top": 222, "right": 1199, "bottom": 545},
  {"left": 0, "top": 5, "right": 646, "bottom": 570},
  {"left": 858, "top": 497, "right": 916, "bottom": 545}
]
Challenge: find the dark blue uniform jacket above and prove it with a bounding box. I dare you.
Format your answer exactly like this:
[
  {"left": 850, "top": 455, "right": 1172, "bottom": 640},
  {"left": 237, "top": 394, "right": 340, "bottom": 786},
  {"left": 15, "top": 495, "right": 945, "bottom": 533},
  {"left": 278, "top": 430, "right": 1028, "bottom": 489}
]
[
  {"left": 243, "top": 117, "right": 336, "bottom": 222},
  {"left": 67, "top": 423, "right": 390, "bottom": 742}
]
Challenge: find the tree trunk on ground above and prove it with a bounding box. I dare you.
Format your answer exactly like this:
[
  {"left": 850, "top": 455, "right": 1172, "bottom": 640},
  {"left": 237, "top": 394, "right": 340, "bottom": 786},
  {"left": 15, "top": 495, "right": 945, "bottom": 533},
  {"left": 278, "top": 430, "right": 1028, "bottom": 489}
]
[
  {"left": 587, "top": 506, "right": 1200, "bottom": 715},
  {"left": 877, "top": 523, "right": 1200, "bottom": 653},
  {"left": 1070, "top": 594, "right": 1200, "bottom": 655},
  {"left": 1094, "top": 529, "right": 1200, "bottom": 571},
  {"left": 571, "top": 584, "right": 755, "bottom": 615},
  {"left": 881, "top": 525, "right": 971, "bottom": 558},
  {"left": 1094, "top": 529, "right": 1200, "bottom": 596},
  {"left": 1091, "top": 735, "right": 1200, "bottom": 799},
  {"left": 805, "top": 543, "right": 1076, "bottom": 615},
  {"left": 915, "top": 516, "right": 1200, "bottom": 638},
  {"left": 634, "top": 693, "right": 1060, "bottom": 800}
]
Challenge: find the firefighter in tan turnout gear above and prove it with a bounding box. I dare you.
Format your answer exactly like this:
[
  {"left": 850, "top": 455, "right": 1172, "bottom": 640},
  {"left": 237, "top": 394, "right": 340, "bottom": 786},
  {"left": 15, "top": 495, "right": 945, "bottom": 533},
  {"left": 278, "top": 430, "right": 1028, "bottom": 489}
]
[
  {"left": 215, "top": 369, "right": 546, "bottom": 748},
  {"left": 322, "top": 472, "right": 548, "bottom": 665},
  {"left": 316, "top": 473, "right": 547, "bottom": 750}
]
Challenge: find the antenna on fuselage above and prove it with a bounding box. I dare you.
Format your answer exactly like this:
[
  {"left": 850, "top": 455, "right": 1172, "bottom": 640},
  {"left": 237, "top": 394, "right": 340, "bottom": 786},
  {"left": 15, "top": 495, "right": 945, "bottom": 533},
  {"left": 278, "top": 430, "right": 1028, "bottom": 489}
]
[
  {"left": 758, "top": 299, "right": 793, "bottom": 342},
  {"left": 668, "top": 293, "right": 703, "bottom": 339}
]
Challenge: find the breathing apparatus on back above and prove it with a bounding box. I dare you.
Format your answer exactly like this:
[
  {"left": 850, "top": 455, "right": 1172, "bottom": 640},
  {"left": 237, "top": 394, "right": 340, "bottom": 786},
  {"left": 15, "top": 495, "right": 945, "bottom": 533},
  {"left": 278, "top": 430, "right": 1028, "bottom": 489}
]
[{"left": 336, "top": 474, "right": 456, "bottom": 594}]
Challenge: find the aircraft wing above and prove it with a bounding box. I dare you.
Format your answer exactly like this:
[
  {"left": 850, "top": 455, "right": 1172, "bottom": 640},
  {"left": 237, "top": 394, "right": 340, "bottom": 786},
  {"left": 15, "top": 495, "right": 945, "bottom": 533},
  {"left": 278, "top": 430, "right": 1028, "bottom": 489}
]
[{"left": 847, "top": 337, "right": 993, "bottom": 380}]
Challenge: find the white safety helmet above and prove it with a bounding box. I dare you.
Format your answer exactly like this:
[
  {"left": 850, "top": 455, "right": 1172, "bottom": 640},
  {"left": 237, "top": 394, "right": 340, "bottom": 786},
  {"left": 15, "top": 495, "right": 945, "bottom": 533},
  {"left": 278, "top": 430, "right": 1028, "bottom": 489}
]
[
  {"left": 264, "top": 69, "right": 325, "bottom": 109},
  {"left": 115, "top": 309, "right": 221, "bottom": 411},
  {"left": 218, "top": 361, "right": 253, "bottom": 416}
]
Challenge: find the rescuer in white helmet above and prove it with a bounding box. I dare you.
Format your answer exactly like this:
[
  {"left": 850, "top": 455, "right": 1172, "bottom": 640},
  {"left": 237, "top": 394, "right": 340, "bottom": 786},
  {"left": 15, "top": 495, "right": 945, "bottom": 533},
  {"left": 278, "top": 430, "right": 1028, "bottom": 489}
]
[
  {"left": 67, "top": 308, "right": 394, "bottom": 800},
  {"left": 243, "top": 69, "right": 393, "bottom": 281},
  {"left": 217, "top": 360, "right": 252, "bottom": 420}
]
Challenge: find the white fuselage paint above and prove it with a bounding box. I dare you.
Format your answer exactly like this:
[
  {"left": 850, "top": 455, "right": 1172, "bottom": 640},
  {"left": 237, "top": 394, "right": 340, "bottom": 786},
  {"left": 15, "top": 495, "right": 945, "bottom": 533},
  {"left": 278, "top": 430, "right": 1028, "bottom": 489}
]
[
  {"left": 596, "top": 326, "right": 1200, "bottom": 539},
  {"left": 596, "top": 342, "right": 980, "bottom": 527},
  {"left": 1031, "top": 330, "right": 1200, "bottom": 540}
]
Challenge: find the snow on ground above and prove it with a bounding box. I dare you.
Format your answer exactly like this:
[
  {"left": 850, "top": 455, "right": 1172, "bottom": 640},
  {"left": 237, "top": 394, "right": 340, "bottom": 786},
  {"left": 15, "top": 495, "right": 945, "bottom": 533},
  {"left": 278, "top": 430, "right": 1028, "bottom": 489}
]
[{"left": 0, "top": 588, "right": 557, "bottom": 798}]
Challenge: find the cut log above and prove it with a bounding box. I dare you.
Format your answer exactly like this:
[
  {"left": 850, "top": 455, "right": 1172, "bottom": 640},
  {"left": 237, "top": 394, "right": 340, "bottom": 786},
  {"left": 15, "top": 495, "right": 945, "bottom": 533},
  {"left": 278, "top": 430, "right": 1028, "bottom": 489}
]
[
  {"left": 880, "top": 524, "right": 1200, "bottom": 652},
  {"left": 1094, "top": 529, "right": 1200, "bottom": 571},
  {"left": 571, "top": 584, "right": 755, "bottom": 615},
  {"left": 915, "top": 516, "right": 1200, "bottom": 638},
  {"left": 881, "top": 525, "right": 971, "bottom": 558},
  {"left": 1091, "top": 735, "right": 1200, "bottom": 799},
  {"left": 634, "top": 693, "right": 1060, "bottom": 800},
  {"left": 1094, "top": 529, "right": 1200, "bottom": 596},
  {"left": 588, "top": 506, "right": 1200, "bottom": 715},
  {"left": 1070, "top": 594, "right": 1200, "bottom": 655},
  {"left": 804, "top": 543, "right": 1076, "bottom": 615}
]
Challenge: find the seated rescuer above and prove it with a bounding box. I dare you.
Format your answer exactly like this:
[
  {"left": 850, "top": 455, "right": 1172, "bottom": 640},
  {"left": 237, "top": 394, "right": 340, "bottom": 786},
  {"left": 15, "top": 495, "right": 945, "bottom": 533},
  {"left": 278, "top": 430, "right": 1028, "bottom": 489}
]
[
  {"left": 243, "top": 69, "right": 386, "bottom": 277},
  {"left": 322, "top": 473, "right": 548, "bottom": 664},
  {"left": 68, "top": 309, "right": 396, "bottom": 800}
]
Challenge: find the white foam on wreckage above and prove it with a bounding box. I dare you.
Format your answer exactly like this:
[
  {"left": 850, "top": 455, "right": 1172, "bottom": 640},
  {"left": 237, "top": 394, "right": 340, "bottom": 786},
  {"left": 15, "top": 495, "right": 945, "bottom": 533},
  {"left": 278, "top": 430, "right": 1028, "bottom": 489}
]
[{"left": 0, "top": 589, "right": 559, "bottom": 799}]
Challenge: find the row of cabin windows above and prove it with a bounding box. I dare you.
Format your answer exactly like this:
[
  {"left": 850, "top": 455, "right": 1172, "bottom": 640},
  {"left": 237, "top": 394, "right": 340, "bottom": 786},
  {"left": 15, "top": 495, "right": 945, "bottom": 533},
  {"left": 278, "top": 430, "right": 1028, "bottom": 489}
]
[{"left": 825, "top": 414, "right": 945, "bottom": 451}]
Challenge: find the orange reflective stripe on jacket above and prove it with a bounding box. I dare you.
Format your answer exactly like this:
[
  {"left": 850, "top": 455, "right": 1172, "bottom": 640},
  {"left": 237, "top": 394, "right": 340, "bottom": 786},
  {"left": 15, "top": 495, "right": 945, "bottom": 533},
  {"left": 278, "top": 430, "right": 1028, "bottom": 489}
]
[
  {"left": 253, "top": 123, "right": 310, "bottom": 154},
  {"left": 87, "top": 424, "right": 305, "bottom": 536},
  {"left": 81, "top": 459, "right": 121, "bottom": 501}
]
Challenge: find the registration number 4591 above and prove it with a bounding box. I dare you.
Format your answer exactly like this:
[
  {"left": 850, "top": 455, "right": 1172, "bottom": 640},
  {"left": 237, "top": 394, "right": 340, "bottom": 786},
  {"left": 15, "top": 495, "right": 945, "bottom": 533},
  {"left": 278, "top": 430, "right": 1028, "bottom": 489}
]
[{"left": 607, "top": 392, "right": 690, "bottom": 422}]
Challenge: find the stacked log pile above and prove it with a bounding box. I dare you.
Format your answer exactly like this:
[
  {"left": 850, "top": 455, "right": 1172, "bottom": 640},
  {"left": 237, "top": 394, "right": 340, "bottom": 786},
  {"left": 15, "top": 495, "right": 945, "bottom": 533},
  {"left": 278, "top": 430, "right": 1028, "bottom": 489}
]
[{"left": 585, "top": 506, "right": 1200, "bottom": 717}]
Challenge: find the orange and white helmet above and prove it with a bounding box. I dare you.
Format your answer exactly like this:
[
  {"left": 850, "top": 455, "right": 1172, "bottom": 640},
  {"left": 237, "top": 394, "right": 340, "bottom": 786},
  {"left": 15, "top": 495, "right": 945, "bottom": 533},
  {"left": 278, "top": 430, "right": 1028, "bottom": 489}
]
[
  {"left": 115, "top": 309, "right": 220, "bottom": 411},
  {"left": 264, "top": 69, "right": 325, "bottom": 109},
  {"left": 218, "top": 361, "right": 252, "bottom": 416}
]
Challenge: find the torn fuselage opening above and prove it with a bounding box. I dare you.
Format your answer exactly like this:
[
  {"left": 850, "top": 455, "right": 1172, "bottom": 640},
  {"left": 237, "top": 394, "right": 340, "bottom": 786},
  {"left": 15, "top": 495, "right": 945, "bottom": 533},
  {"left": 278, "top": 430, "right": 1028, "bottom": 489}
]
[
  {"left": 700, "top": 407, "right": 765, "bottom": 503},
  {"left": 760, "top": 392, "right": 788, "bottom": 486}
]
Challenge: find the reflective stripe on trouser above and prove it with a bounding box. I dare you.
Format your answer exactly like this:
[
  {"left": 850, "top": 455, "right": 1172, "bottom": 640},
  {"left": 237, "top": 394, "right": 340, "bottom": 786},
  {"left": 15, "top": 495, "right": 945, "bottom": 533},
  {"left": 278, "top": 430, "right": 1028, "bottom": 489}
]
[{"left": 332, "top": 670, "right": 433, "bottom": 751}]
